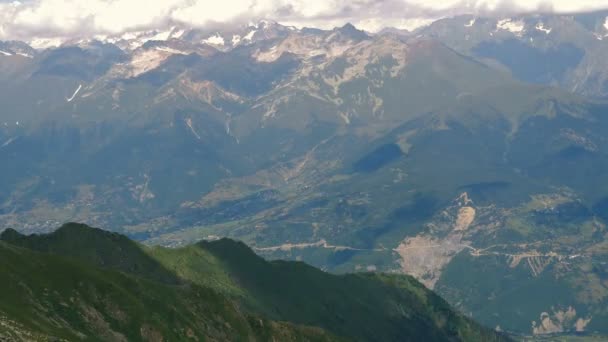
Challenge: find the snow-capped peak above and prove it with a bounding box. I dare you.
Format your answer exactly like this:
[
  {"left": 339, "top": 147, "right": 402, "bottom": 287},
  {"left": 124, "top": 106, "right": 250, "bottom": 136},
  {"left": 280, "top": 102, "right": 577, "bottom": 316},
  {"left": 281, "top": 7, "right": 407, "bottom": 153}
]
[{"left": 100, "top": 26, "right": 186, "bottom": 51}]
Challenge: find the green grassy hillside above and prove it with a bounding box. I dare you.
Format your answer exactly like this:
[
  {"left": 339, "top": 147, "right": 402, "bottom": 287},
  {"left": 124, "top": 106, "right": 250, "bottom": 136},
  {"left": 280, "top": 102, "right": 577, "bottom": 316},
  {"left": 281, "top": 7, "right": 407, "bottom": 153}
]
[
  {"left": 0, "top": 240, "right": 336, "bottom": 341},
  {"left": 0, "top": 223, "right": 509, "bottom": 341}
]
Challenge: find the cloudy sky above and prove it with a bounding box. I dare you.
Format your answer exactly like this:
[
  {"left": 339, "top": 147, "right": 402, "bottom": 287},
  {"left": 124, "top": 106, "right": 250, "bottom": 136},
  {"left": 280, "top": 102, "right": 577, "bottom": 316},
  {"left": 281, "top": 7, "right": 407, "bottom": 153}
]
[{"left": 1, "top": 0, "right": 608, "bottom": 41}]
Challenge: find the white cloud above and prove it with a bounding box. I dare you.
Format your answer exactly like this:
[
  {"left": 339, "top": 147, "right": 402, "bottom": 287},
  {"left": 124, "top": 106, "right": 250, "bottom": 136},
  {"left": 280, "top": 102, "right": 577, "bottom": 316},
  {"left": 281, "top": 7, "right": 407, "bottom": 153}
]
[{"left": 1, "top": 0, "right": 608, "bottom": 42}]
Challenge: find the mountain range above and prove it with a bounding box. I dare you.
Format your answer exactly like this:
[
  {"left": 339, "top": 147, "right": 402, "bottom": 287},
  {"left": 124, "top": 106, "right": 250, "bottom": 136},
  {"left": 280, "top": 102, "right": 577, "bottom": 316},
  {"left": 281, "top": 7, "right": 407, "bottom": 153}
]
[{"left": 2, "top": 11, "right": 608, "bottom": 337}]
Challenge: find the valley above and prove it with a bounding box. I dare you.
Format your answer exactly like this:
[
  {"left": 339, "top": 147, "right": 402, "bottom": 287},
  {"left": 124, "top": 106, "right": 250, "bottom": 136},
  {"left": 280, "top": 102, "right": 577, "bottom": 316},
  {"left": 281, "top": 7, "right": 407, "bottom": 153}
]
[{"left": 1, "top": 12, "right": 608, "bottom": 337}]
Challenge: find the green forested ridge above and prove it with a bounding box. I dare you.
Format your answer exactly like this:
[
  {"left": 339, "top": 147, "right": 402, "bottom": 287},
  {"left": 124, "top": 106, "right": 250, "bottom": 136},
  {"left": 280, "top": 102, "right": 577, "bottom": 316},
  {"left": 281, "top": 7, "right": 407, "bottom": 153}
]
[{"left": 0, "top": 223, "right": 508, "bottom": 341}]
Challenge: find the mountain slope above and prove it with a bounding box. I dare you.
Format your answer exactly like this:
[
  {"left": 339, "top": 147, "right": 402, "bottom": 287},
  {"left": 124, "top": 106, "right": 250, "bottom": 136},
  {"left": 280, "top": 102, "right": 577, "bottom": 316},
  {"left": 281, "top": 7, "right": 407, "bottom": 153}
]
[
  {"left": 198, "top": 239, "right": 504, "bottom": 342},
  {"left": 0, "top": 240, "right": 337, "bottom": 341},
  {"left": 418, "top": 13, "right": 608, "bottom": 99},
  {"left": 0, "top": 223, "right": 179, "bottom": 284},
  {"left": 0, "top": 223, "right": 508, "bottom": 342}
]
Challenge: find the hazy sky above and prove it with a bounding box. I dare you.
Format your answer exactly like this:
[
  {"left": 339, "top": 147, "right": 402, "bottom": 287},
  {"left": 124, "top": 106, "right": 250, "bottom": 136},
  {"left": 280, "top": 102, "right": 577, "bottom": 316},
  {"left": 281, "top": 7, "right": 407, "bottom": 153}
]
[{"left": 1, "top": 0, "right": 608, "bottom": 40}]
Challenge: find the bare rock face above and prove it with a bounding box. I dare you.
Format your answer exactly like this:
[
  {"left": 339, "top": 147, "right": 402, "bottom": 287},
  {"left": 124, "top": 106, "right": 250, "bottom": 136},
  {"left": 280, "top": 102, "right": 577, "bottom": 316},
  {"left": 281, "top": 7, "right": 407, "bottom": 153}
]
[
  {"left": 395, "top": 193, "right": 475, "bottom": 288},
  {"left": 532, "top": 307, "right": 592, "bottom": 335},
  {"left": 395, "top": 234, "right": 467, "bottom": 289}
]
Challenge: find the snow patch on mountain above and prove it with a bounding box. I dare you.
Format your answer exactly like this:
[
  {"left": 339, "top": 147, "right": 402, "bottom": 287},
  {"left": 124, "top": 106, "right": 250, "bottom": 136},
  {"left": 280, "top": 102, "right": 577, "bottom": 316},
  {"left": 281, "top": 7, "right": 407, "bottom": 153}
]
[
  {"left": 148, "top": 28, "right": 174, "bottom": 41},
  {"left": 0, "top": 42, "right": 36, "bottom": 58},
  {"left": 536, "top": 23, "right": 552, "bottom": 34},
  {"left": 172, "top": 29, "right": 185, "bottom": 39},
  {"left": 66, "top": 84, "right": 82, "bottom": 102},
  {"left": 465, "top": 18, "right": 476, "bottom": 27},
  {"left": 243, "top": 30, "right": 256, "bottom": 41},
  {"left": 103, "top": 27, "right": 185, "bottom": 50},
  {"left": 203, "top": 34, "right": 225, "bottom": 46},
  {"left": 497, "top": 19, "right": 525, "bottom": 35},
  {"left": 29, "top": 37, "right": 63, "bottom": 49}
]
